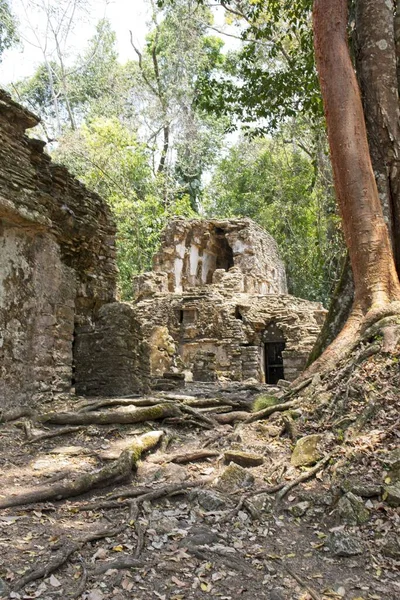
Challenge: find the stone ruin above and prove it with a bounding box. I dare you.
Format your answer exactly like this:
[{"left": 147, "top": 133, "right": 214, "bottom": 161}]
[
  {"left": 0, "top": 90, "right": 117, "bottom": 408},
  {"left": 0, "top": 91, "right": 327, "bottom": 408},
  {"left": 77, "top": 218, "right": 326, "bottom": 395}
]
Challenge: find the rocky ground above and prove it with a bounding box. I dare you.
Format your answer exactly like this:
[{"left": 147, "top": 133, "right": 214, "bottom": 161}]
[{"left": 0, "top": 357, "right": 399, "bottom": 600}]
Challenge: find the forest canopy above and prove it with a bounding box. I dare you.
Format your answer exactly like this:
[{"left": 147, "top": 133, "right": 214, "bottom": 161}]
[{"left": 3, "top": 0, "right": 343, "bottom": 303}]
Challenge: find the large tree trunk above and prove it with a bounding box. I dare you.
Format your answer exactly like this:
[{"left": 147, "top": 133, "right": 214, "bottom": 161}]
[
  {"left": 354, "top": 0, "right": 400, "bottom": 275},
  {"left": 309, "top": 0, "right": 400, "bottom": 363},
  {"left": 306, "top": 0, "right": 400, "bottom": 377}
]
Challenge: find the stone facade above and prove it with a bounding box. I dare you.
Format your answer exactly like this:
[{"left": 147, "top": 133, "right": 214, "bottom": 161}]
[
  {"left": 0, "top": 90, "right": 117, "bottom": 407},
  {"left": 131, "top": 218, "right": 326, "bottom": 386},
  {"left": 82, "top": 218, "right": 326, "bottom": 393},
  {"left": 152, "top": 218, "right": 287, "bottom": 295},
  {"left": 132, "top": 285, "right": 325, "bottom": 385}
]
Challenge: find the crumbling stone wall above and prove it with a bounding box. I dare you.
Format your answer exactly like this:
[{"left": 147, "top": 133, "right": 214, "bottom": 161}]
[
  {"left": 133, "top": 290, "right": 326, "bottom": 383},
  {"left": 74, "top": 303, "right": 149, "bottom": 397},
  {"left": 152, "top": 218, "right": 287, "bottom": 295},
  {"left": 128, "top": 218, "right": 327, "bottom": 387},
  {"left": 0, "top": 90, "right": 117, "bottom": 407}
]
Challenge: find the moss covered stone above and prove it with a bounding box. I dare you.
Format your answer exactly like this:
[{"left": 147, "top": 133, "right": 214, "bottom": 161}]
[
  {"left": 291, "top": 434, "right": 323, "bottom": 467},
  {"left": 252, "top": 395, "right": 282, "bottom": 412},
  {"left": 214, "top": 463, "right": 254, "bottom": 493}
]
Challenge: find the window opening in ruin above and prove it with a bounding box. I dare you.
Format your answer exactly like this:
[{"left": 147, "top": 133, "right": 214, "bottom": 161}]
[
  {"left": 235, "top": 306, "right": 243, "bottom": 320},
  {"left": 181, "top": 308, "right": 197, "bottom": 324},
  {"left": 178, "top": 309, "right": 184, "bottom": 324},
  {"left": 264, "top": 322, "right": 285, "bottom": 384},
  {"left": 214, "top": 227, "right": 234, "bottom": 272}
]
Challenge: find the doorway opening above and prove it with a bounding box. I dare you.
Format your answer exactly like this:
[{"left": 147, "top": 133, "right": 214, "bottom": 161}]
[
  {"left": 263, "top": 322, "right": 285, "bottom": 384},
  {"left": 214, "top": 227, "right": 234, "bottom": 271}
]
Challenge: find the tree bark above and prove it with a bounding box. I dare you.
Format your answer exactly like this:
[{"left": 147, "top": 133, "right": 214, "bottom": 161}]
[
  {"left": 354, "top": 0, "right": 400, "bottom": 274},
  {"left": 306, "top": 0, "right": 400, "bottom": 376}
]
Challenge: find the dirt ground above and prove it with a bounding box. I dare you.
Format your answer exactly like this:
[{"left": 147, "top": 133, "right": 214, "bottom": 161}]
[{"left": 0, "top": 380, "right": 399, "bottom": 600}]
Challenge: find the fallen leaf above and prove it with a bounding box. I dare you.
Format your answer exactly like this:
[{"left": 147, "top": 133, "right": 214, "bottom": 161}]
[{"left": 171, "top": 576, "right": 187, "bottom": 588}]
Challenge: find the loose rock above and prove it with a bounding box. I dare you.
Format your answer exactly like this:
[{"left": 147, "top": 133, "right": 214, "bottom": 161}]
[
  {"left": 328, "top": 531, "right": 363, "bottom": 556},
  {"left": 337, "top": 492, "right": 370, "bottom": 525},
  {"left": 214, "top": 463, "right": 255, "bottom": 493},
  {"left": 194, "top": 489, "right": 227, "bottom": 511},
  {"left": 291, "top": 434, "right": 323, "bottom": 467},
  {"left": 290, "top": 501, "right": 310, "bottom": 517},
  {"left": 224, "top": 450, "right": 264, "bottom": 468},
  {"left": 384, "top": 483, "right": 400, "bottom": 507}
]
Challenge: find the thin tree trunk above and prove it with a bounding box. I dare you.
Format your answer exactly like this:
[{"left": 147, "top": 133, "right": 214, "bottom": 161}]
[
  {"left": 43, "top": 58, "right": 61, "bottom": 137},
  {"left": 158, "top": 122, "right": 170, "bottom": 174},
  {"left": 307, "top": 254, "right": 353, "bottom": 365}
]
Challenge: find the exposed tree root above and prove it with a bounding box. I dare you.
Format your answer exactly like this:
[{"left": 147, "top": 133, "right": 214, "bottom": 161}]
[
  {"left": 0, "top": 407, "right": 33, "bottom": 423},
  {"left": 223, "top": 453, "right": 333, "bottom": 523},
  {"left": 70, "top": 558, "right": 88, "bottom": 599},
  {"left": 0, "top": 431, "right": 163, "bottom": 509},
  {"left": 39, "top": 404, "right": 180, "bottom": 425},
  {"left": 244, "top": 399, "right": 301, "bottom": 424},
  {"left": 163, "top": 449, "right": 220, "bottom": 464},
  {"left": 13, "top": 524, "right": 125, "bottom": 592},
  {"left": 78, "top": 397, "right": 159, "bottom": 412},
  {"left": 93, "top": 556, "right": 146, "bottom": 575},
  {"left": 300, "top": 305, "right": 400, "bottom": 383},
  {"left": 23, "top": 423, "right": 85, "bottom": 444},
  {"left": 176, "top": 403, "right": 220, "bottom": 428},
  {"left": 214, "top": 411, "right": 249, "bottom": 424},
  {"left": 283, "top": 564, "right": 322, "bottom": 600},
  {"left": 187, "top": 546, "right": 253, "bottom": 575},
  {"left": 275, "top": 453, "right": 333, "bottom": 503},
  {"left": 74, "top": 478, "right": 213, "bottom": 512}
]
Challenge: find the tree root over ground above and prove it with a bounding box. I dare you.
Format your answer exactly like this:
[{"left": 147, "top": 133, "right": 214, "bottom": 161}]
[
  {"left": 1, "top": 336, "right": 399, "bottom": 598},
  {"left": 39, "top": 403, "right": 180, "bottom": 425},
  {"left": 0, "top": 431, "right": 163, "bottom": 509},
  {"left": 12, "top": 524, "right": 126, "bottom": 592}
]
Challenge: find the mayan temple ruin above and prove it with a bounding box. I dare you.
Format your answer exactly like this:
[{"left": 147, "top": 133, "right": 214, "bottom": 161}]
[{"left": 0, "top": 90, "right": 326, "bottom": 408}]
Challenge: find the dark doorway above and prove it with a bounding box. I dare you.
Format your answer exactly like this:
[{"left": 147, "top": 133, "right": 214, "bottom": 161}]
[
  {"left": 263, "top": 322, "right": 285, "bottom": 384},
  {"left": 214, "top": 227, "right": 234, "bottom": 271},
  {"left": 264, "top": 342, "right": 285, "bottom": 384}
]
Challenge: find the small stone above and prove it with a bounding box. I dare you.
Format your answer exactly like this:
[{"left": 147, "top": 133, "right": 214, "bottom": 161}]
[
  {"left": 290, "top": 501, "right": 310, "bottom": 517},
  {"left": 195, "top": 489, "right": 226, "bottom": 511},
  {"left": 224, "top": 450, "right": 264, "bottom": 468},
  {"left": 345, "top": 481, "right": 381, "bottom": 498},
  {"left": 328, "top": 531, "right": 363, "bottom": 557},
  {"left": 139, "top": 462, "right": 187, "bottom": 484},
  {"left": 214, "top": 463, "right": 254, "bottom": 493},
  {"left": 152, "top": 516, "right": 179, "bottom": 534},
  {"left": 269, "top": 589, "right": 285, "bottom": 600},
  {"left": 184, "top": 527, "right": 219, "bottom": 547},
  {"left": 337, "top": 492, "right": 370, "bottom": 525},
  {"left": 247, "top": 492, "right": 271, "bottom": 513},
  {"left": 384, "top": 483, "right": 400, "bottom": 507},
  {"left": 291, "top": 434, "right": 323, "bottom": 467},
  {"left": 381, "top": 534, "right": 400, "bottom": 559}
]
